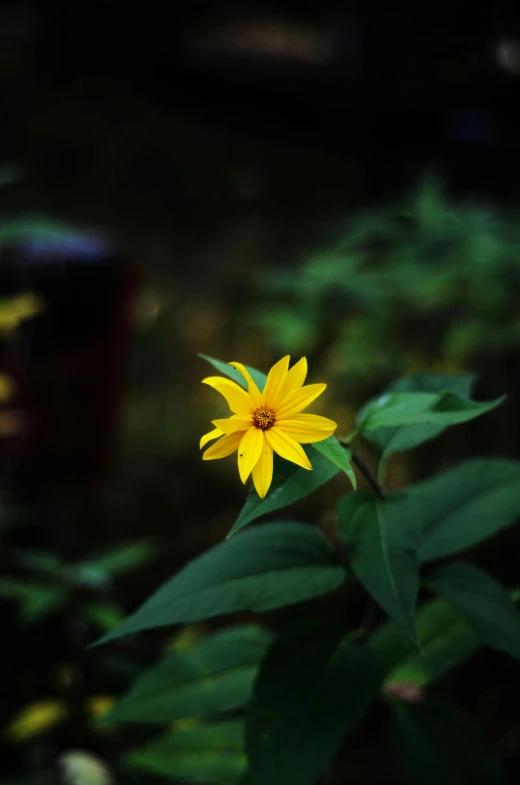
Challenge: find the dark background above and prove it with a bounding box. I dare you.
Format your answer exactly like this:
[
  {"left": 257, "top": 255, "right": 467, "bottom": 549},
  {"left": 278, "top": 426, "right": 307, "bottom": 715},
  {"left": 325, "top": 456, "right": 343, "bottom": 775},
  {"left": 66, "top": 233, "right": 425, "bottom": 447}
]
[{"left": 1, "top": 1, "right": 520, "bottom": 782}]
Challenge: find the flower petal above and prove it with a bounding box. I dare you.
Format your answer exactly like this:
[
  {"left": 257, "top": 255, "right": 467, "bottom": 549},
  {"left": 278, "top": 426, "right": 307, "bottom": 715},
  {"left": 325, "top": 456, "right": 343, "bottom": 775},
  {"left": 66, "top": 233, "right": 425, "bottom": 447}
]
[
  {"left": 283, "top": 413, "right": 337, "bottom": 429},
  {"left": 252, "top": 441, "right": 274, "bottom": 498},
  {"left": 277, "top": 414, "right": 337, "bottom": 443},
  {"left": 265, "top": 427, "right": 312, "bottom": 471},
  {"left": 280, "top": 357, "right": 307, "bottom": 398},
  {"left": 200, "top": 428, "right": 223, "bottom": 449},
  {"left": 262, "top": 355, "right": 290, "bottom": 408},
  {"left": 202, "top": 431, "right": 244, "bottom": 460},
  {"left": 275, "top": 383, "right": 327, "bottom": 419},
  {"left": 212, "top": 415, "right": 253, "bottom": 435},
  {"left": 228, "top": 362, "right": 263, "bottom": 407},
  {"left": 237, "top": 427, "right": 265, "bottom": 484},
  {"left": 202, "top": 377, "right": 251, "bottom": 414}
]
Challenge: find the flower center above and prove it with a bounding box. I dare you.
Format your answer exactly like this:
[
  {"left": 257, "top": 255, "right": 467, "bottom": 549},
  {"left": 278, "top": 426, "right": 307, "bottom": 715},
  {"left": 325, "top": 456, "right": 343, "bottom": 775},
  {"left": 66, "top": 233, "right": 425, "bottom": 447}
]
[{"left": 252, "top": 406, "right": 276, "bottom": 431}]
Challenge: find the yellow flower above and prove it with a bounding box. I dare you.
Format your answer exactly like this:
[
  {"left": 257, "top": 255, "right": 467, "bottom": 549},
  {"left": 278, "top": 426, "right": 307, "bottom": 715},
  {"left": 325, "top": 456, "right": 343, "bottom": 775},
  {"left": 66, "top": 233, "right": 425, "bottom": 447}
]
[
  {"left": 200, "top": 356, "right": 337, "bottom": 498},
  {"left": 84, "top": 695, "right": 115, "bottom": 719},
  {"left": 0, "top": 293, "right": 44, "bottom": 335},
  {"left": 5, "top": 700, "right": 68, "bottom": 742}
]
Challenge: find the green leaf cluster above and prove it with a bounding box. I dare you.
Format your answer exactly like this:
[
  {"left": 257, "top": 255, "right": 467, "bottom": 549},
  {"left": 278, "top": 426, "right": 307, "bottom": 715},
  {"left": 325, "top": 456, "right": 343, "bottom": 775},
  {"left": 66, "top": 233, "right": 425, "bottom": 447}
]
[
  {"left": 0, "top": 537, "right": 154, "bottom": 628},
  {"left": 97, "top": 358, "right": 520, "bottom": 785},
  {"left": 251, "top": 177, "right": 520, "bottom": 374}
]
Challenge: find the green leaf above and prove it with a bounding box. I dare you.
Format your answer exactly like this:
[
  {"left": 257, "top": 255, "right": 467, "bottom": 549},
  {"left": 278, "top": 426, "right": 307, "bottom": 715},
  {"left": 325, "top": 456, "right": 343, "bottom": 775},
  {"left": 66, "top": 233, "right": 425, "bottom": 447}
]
[
  {"left": 125, "top": 720, "right": 247, "bottom": 784},
  {"left": 414, "top": 175, "right": 447, "bottom": 227},
  {"left": 390, "top": 700, "right": 502, "bottom": 785},
  {"left": 229, "top": 453, "right": 339, "bottom": 537},
  {"left": 386, "top": 621, "right": 477, "bottom": 689},
  {"left": 363, "top": 374, "right": 474, "bottom": 477},
  {"left": 337, "top": 492, "right": 420, "bottom": 643},
  {"left": 371, "top": 590, "right": 520, "bottom": 688},
  {"left": 390, "top": 374, "right": 475, "bottom": 397},
  {"left": 95, "top": 524, "right": 346, "bottom": 645},
  {"left": 199, "top": 353, "right": 267, "bottom": 390},
  {"left": 246, "top": 622, "right": 383, "bottom": 785},
  {"left": 83, "top": 602, "right": 123, "bottom": 631},
  {"left": 11, "top": 550, "right": 63, "bottom": 573},
  {"left": 0, "top": 579, "right": 64, "bottom": 626},
  {"left": 410, "top": 459, "right": 520, "bottom": 561},
  {"left": 369, "top": 596, "right": 474, "bottom": 677},
  {"left": 76, "top": 540, "right": 156, "bottom": 586},
  {"left": 0, "top": 218, "right": 78, "bottom": 243},
  {"left": 382, "top": 600, "right": 478, "bottom": 688},
  {"left": 311, "top": 436, "right": 356, "bottom": 489},
  {"left": 357, "top": 390, "right": 503, "bottom": 432},
  {"left": 110, "top": 625, "right": 271, "bottom": 723},
  {"left": 427, "top": 562, "right": 520, "bottom": 661}
]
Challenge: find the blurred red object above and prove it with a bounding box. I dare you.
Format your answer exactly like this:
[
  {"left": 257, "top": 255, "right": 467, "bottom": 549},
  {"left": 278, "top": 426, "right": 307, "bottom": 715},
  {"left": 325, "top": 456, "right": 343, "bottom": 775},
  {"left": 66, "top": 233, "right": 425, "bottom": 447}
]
[{"left": 0, "top": 233, "right": 139, "bottom": 502}]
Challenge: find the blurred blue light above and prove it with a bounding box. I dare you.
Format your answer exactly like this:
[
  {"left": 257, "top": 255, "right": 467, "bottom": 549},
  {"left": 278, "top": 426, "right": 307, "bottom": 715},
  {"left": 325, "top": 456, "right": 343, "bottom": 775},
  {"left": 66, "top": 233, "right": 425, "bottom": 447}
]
[{"left": 20, "top": 233, "right": 113, "bottom": 263}]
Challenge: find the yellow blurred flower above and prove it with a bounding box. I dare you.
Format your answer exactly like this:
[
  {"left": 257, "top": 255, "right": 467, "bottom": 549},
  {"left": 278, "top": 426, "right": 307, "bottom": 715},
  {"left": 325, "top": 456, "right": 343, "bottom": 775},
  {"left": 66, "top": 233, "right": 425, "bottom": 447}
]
[
  {"left": 201, "top": 356, "right": 337, "bottom": 497},
  {"left": 5, "top": 699, "right": 68, "bottom": 742},
  {"left": 0, "top": 292, "right": 44, "bottom": 335},
  {"left": 84, "top": 695, "right": 115, "bottom": 719}
]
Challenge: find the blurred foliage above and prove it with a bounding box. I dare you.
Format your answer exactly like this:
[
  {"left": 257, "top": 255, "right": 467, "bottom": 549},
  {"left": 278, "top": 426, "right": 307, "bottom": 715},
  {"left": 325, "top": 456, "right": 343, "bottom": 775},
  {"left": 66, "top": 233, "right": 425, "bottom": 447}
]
[
  {"left": 252, "top": 176, "right": 520, "bottom": 383},
  {"left": 126, "top": 720, "right": 247, "bottom": 783},
  {"left": 0, "top": 539, "right": 155, "bottom": 628},
  {"left": 3, "top": 166, "right": 520, "bottom": 785}
]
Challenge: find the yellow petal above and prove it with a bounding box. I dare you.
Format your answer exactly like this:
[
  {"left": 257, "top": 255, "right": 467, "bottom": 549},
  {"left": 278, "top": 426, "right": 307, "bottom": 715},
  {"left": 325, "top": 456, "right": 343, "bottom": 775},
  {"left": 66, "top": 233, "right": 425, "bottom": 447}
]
[
  {"left": 252, "top": 441, "right": 274, "bottom": 498},
  {"left": 237, "top": 427, "right": 264, "bottom": 483},
  {"left": 202, "top": 377, "right": 251, "bottom": 414},
  {"left": 276, "top": 383, "right": 327, "bottom": 419},
  {"left": 281, "top": 357, "right": 307, "bottom": 398},
  {"left": 262, "top": 355, "right": 290, "bottom": 408},
  {"left": 200, "top": 428, "right": 223, "bottom": 449},
  {"left": 265, "top": 427, "right": 312, "bottom": 470},
  {"left": 282, "top": 413, "right": 337, "bottom": 429},
  {"left": 277, "top": 414, "right": 337, "bottom": 443},
  {"left": 228, "top": 362, "right": 263, "bottom": 407},
  {"left": 203, "top": 431, "right": 244, "bottom": 460},
  {"left": 212, "top": 415, "right": 253, "bottom": 434}
]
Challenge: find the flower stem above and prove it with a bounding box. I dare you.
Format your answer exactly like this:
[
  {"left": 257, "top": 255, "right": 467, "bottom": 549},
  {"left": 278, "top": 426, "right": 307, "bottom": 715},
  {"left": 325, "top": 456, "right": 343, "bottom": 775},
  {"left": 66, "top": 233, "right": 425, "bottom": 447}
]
[{"left": 349, "top": 451, "right": 384, "bottom": 499}]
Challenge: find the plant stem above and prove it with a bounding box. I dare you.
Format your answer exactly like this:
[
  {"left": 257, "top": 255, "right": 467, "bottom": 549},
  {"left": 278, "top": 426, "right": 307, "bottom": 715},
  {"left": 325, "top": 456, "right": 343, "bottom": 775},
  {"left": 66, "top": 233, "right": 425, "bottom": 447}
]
[{"left": 349, "top": 451, "right": 384, "bottom": 499}]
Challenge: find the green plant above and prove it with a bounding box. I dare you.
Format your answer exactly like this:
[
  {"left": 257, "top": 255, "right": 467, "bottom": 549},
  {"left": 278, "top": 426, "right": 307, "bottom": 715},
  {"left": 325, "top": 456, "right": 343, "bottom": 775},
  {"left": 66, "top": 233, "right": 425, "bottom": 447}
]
[
  {"left": 252, "top": 177, "right": 520, "bottom": 380},
  {"left": 93, "top": 355, "right": 519, "bottom": 784},
  {"left": 0, "top": 540, "right": 155, "bottom": 628}
]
